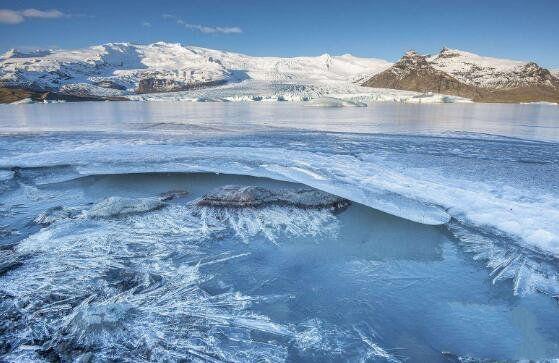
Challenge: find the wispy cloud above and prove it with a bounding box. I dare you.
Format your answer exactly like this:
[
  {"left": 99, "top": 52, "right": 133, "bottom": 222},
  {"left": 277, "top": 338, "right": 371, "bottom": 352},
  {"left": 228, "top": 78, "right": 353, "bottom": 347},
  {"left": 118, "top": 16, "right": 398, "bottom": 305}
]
[
  {"left": 162, "top": 14, "right": 242, "bottom": 34},
  {"left": 0, "top": 8, "right": 67, "bottom": 24},
  {"left": 142, "top": 21, "right": 152, "bottom": 28}
]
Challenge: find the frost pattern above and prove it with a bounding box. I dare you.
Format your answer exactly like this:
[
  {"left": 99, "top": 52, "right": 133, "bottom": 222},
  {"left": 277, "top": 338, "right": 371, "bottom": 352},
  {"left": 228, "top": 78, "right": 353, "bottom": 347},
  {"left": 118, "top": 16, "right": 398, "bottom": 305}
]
[
  {"left": 0, "top": 197, "right": 349, "bottom": 361},
  {"left": 448, "top": 222, "right": 559, "bottom": 297}
]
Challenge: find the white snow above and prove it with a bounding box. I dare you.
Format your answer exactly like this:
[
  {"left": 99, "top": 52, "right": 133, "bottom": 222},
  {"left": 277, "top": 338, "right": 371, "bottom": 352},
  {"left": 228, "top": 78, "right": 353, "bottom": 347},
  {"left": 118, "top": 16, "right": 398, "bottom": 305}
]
[
  {"left": 0, "top": 42, "right": 473, "bottom": 104},
  {"left": 1, "top": 43, "right": 554, "bottom": 103},
  {"left": 428, "top": 48, "right": 545, "bottom": 89},
  {"left": 0, "top": 42, "right": 388, "bottom": 96}
]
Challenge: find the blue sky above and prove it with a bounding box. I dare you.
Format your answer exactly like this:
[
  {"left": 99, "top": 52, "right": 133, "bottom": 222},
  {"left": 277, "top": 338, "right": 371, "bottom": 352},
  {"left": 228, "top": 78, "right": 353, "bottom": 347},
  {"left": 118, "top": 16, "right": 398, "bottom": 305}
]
[{"left": 1, "top": 0, "right": 558, "bottom": 68}]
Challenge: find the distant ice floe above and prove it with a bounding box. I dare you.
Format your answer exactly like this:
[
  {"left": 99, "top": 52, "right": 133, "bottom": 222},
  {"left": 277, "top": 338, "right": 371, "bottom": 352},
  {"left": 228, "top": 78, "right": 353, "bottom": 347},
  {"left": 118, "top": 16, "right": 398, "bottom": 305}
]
[
  {"left": 520, "top": 101, "right": 558, "bottom": 106},
  {"left": 304, "top": 97, "right": 367, "bottom": 107}
]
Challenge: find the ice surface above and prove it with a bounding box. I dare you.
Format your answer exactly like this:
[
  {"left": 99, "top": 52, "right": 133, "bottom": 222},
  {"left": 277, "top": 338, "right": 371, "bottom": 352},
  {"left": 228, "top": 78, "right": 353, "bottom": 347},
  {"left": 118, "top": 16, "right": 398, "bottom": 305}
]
[
  {"left": 0, "top": 175, "right": 389, "bottom": 361},
  {"left": 1, "top": 112, "right": 558, "bottom": 255},
  {"left": 0, "top": 169, "right": 13, "bottom": 182},
  {"left": 1, "top": 102, "right": 559, "bottom": 361},
  {"left": 1, "top": 171, "right": 559, "bottom": 361}
]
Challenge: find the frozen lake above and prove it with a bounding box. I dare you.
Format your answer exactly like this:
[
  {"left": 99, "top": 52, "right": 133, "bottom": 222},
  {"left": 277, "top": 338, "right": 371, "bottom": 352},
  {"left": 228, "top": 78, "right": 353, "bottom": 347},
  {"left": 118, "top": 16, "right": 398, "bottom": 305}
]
[
  {"left": 1, "top": 101, "right": 559, "bottom": 141},
  {"left": 1, "top": 101, "right": 558, "bottom": 362}
]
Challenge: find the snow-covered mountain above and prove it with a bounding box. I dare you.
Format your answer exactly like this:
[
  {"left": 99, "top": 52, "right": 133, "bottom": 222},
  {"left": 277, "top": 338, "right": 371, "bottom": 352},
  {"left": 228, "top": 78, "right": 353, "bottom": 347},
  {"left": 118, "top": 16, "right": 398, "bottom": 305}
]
[
  {"left": 362, "top": 48, "right": 559, "bottom": 103},
  {"left": 428, "top": 48, "right": 557, "bottom": 89},
  {"left": 1, "top": 42, "right": 556, "bottom": 104},
  {"left": 0, "top": 42, "right": 390, "bottom": 99}
]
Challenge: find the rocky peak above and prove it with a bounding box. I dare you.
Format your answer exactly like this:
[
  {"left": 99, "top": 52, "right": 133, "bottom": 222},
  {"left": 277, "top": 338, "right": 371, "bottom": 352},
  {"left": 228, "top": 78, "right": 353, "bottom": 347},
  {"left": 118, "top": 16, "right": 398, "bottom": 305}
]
[
  {"left": 520, "top": 62, "right": 550, "bottom": 77},
  {"left": 362, "top": 48, "right": 559, "bottom": 103},
  {"left": 436, "top": 47, "right": 461, "bottom": 59},
  {"left": 512, "top": 61, "right": 559, "bottom": 88},
  {"left": 391, "top": 51, "right": 431, "bottom": 78}
]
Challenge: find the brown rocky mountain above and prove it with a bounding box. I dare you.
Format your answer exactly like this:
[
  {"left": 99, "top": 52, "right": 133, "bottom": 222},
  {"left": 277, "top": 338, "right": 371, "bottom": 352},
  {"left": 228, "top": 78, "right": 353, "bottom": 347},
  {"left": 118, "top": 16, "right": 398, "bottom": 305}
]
[
  {"left": 362, "top": 49, "right": 559, "bottom": 103},
  {"left": 0, "top": 87, "right": 125, "bottom": 103}
]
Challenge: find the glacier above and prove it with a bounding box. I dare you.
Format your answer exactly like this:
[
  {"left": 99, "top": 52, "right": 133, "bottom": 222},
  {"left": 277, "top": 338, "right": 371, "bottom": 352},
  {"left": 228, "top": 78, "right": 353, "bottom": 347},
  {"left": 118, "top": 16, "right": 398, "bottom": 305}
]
[
  {"left": 1, "top": 42, "right": 472, "bottom": 104},
  {"left": 1, "top": 101, "right": 559, "bottom": 361}
]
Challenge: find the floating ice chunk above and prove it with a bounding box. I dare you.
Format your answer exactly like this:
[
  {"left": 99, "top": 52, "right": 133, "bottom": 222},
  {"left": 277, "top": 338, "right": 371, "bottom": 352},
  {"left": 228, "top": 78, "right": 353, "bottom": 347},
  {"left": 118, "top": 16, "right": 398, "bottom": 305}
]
[
  {"left": 305, "top": 97, "right": 367, "bottom": 107},
  {"left": 87, "top": 196, "right": 165, "bottom": 218},
  {"left": 195, "top": 96, "right": 228, "bottom": 102}
]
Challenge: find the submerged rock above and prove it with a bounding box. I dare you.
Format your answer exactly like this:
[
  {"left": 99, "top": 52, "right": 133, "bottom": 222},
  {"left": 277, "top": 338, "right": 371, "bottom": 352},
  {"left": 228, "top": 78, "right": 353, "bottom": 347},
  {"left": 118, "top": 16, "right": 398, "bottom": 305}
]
[
  {"left": 197, "top": 185, "right": 349, "bottom": 211},
  {"left": 87, "top": 196, "right": 165, "bottom": 218}
]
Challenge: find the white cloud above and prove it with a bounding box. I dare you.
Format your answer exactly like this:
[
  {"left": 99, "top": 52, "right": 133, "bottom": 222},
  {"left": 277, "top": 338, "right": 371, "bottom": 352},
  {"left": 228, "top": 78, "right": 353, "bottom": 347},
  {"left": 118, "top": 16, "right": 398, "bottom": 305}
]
[
  {"left": 162, "top": 14, "right": 242, "bottom": 34},
  {"left": 184, "top": 23, "right": 242, "bottom": 34},
  {"left": 0, "top": 8, "right": 67, "bottom": 24},
  {"left": 21, "top": 9, "right": 65, "bottom": 19},
  {"left": 142, "top": 21, "right": 152, "bottom": 27},
  {"left": 0, "top": 9, "right": 24, "bottom": 24}
]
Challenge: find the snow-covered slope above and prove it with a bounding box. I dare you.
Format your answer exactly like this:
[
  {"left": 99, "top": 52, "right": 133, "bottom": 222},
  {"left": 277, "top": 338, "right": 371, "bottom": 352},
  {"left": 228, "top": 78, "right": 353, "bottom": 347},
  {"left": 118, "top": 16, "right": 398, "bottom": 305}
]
[
  {"left": 428, "top": 48, "right": 557, "bottom": 89},
  {"left": 3, "top": 42, "right": 553, "bottom": 104},
  {"left": 362, "top": 47, "right": 559, "bottom": 103},
  {"left": 0, "top": 43, "right": 231, "bottom": 95},
  {"left": 0, "top": 42, "right": 391, "bottom": 98}
]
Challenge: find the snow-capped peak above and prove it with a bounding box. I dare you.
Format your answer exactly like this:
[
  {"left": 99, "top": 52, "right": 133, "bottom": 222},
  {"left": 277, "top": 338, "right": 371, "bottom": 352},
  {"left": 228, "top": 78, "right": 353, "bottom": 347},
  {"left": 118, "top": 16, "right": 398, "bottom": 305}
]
[
  {"left": 0, "top": 42, "right": 393, "bottom": 95},
  {"left": 426, "top": 48, "right": 555, "bottom": 89}
]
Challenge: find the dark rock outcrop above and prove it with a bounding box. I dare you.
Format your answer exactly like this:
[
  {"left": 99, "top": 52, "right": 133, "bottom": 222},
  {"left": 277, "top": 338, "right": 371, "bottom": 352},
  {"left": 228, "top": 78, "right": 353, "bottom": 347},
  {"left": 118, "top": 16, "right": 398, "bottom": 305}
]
[
  {"left": 93, "top": 80, "right": 128, "bottom": 90},
  {"left": 197, "top": 185, "right": 349, "bottom": 211},
  {"left": 362, "top": 51, "right": 483, "bottom": 99},
  {"left": 0, "top": 87, "right": 127, "bottom": 103},
  {"left": 136, "top": 77, "right": 226, "bottom": 94}
]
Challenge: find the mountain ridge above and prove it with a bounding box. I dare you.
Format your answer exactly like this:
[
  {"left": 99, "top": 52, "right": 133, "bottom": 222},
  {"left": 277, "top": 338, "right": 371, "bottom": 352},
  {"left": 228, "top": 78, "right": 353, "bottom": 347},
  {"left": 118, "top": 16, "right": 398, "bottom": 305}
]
[
  {"left": 362, "top": 48, "right": 559, "bottom": 103},
  {"left": 1, "top": 42, "right": 557, "bottom": 104}
]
